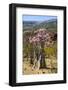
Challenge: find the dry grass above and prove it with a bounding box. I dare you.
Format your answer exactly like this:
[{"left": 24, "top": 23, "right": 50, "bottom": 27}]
[{"left": 23, "top": 57, "right": 57, "bottom": 75}]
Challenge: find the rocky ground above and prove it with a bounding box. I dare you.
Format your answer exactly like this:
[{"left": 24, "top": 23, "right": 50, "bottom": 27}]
[{"left": 23, "top": 57, "right": 57, "bottom": 75}]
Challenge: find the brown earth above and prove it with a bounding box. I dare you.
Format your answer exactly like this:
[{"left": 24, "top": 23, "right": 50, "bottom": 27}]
[{"left": 23, "top": 57, "right": 57, "bottom": 75}]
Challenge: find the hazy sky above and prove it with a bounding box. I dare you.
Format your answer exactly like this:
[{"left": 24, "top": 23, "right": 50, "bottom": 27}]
[{"left": 23, "top": 15, "right": 57, "bottom": 22}]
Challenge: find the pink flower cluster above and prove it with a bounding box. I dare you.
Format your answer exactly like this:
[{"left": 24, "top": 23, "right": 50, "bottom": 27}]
[
  {"left": 29, "top": 36, "right": 40, "bottom": 43},
  {"left": 29, "top": 29, "right": 50, "bottom": 43}
]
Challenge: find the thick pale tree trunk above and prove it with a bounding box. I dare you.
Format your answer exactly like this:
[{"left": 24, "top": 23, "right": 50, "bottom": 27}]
[{"left": 40, "top": 41, "right": 47, "bottom": 68}]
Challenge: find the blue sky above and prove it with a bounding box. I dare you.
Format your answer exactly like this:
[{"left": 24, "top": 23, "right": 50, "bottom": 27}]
[{"left": 23, "top": 15, "right": 57, "bottom": 22}]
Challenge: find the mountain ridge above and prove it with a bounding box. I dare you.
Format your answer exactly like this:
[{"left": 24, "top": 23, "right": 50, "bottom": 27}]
[{"left": 23, "top": 19, "right": 57, "bottom": 32}]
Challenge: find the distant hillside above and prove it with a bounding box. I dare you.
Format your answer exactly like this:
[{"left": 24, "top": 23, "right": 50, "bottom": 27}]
[
  {"left": 33, "top": 19, "right": 57, "bottom": 32},
  {"left": 23, "top": 21, "right": 37, "bottom": 31},
  {"left": 23, "top": 19, "right": 57, "bottom": 32}
]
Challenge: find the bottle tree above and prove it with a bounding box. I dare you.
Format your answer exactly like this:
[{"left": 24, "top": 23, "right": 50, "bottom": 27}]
[{"left": 29, "top": 28, "right": 50, "bottom": 69}]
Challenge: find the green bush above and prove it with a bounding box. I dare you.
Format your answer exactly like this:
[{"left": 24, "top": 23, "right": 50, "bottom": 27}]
[{"left": 44, "top": 46, "right": 57, "bottom": 57}]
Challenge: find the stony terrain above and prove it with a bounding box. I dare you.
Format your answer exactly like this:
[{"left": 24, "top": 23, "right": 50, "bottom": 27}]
[{"left": 23, "top": 57, "right": 57, "bottom": 75}]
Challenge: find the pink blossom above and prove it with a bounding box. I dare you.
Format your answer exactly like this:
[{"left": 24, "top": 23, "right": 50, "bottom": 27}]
[{"left": 29, "top": 28, "right": 51, "bottom": 44}]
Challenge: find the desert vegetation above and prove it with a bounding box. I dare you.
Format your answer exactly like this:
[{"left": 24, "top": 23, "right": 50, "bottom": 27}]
[{"left": 23, "top": 18, "right": 57, "bottom": 75}]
